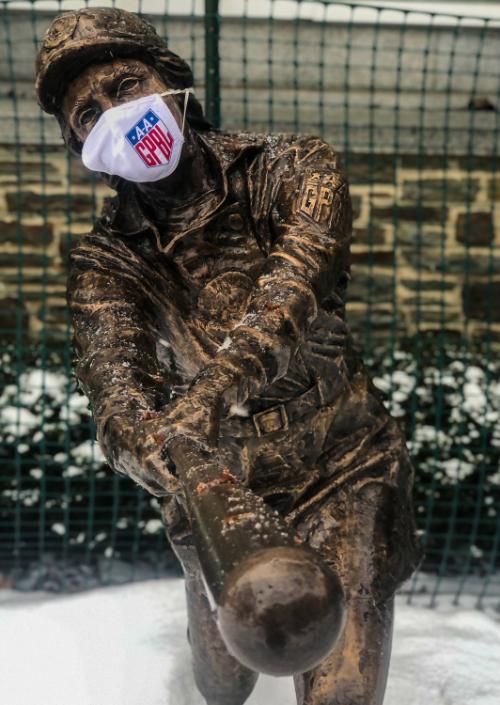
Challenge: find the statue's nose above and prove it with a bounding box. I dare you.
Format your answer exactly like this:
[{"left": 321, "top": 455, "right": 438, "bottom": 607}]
[{"left": 98, "top": 95, "right": 117, "bottom": 112}]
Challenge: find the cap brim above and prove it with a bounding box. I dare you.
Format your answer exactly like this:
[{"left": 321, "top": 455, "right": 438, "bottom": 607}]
[{"left": 36, "top": 37, "right": 154, "bottom": 114}]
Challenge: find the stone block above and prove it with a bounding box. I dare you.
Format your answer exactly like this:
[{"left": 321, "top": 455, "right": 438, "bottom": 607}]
[
  {"left": 471, "top": 325, "right": 500, "bottom": 345},
  {"left": 346, "top": 307, "right": 406, "bottom": 335},
  {"left": 401, "top": 278, "right": 456, "bottom": 293},
  {"left": 463, "top": 281, "right": 500, "bottom": 322},
  {"left": 395, "top": 223, "right": 445, "bottom": 247},
  {"left": 446, "top": 252, "right": 500, "bottom": 276},
  {"left": 410, "top": 308, "right": 461, "bottom": 324},
  {"left": 458, "top": 156, "right": 496, "bottom": 172},
  {"left": 351, "top": 195, "right": 362, "bottom": 221},
  {"left": 0, "top": 296, "right": 28, "bottom": 337},
  {"left": 401, "top": 248, "right": 500, "bottom": 275},
  {"left": 456, "top": 212, "right": 495, "bottom": 246},
  {"left": 351, "top": 250, "right": 395, "bottom": 267},
  {"left": 400, "top": 155, "right": 458, "bottom": 171},
  {"left": 6, "top": 191, "right": 96, "bottom": 219},
  {"left": 401, "top": 248, "right": 442, "bottom": 273},
  {"left": 38, "top": 302, "right": 69, "bottom": 327},
  {"left": 372, "top": 204, "right": 444, "bottom": 225},
  {"left": 22, "top": 288, "right": 66, "bottom": 301},
  {"left": 0, "top": 252, "right": 51, "bottom": 268},
  {"left": 402, "top": 297, "right": 452, "bottom": 311},
  {"left": 0, "top": 270, "right": 65, "bottom": 286},
  {"left": 0, "top": 221, "right": 53, "bottom": 246},
  {"left": 402, "top": 178, "right": 479, "bottom": 203},
  {"left": 0, "top": 161, "right": 62, "bottom": 185},
  {"left": 348, "top": 270, "right": 394, "bottom": 303},
  {"left": 22, "top": 145, "right": 66, "bottom": 156},
  {"left": 353, "top": 225, "right": 386, "bottom": 244},
  {"left": 488, "top": 177, "right": 500, "bottom": 201},
  {"left": 345, "top": 154, "right": 395, "bottom": 184}
]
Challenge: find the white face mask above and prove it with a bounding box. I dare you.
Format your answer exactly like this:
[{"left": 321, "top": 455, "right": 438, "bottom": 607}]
[{"left": 81, "top": 88, "right": 193, "bottom": 183}]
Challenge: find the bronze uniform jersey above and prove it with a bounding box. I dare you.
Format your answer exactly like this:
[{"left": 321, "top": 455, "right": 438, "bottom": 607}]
[{"left": 68, "top": 129, "right": 419, "bottom": 578}]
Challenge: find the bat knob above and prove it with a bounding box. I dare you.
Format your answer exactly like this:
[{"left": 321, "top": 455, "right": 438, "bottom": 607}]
[{"left": 217, "top": 545, "right": 345, "bottom": 676}]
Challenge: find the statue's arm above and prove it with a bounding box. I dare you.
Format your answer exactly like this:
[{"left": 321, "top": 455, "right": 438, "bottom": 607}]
[
  {"left": 191, "top": 136, "right": 352, "bottom": 404},
  {"left": 67, "top": 235, "right": 180, "bottom": 496}
]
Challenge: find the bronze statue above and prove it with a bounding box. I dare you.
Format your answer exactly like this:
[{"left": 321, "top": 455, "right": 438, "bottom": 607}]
[{"left": 36, "top": 8, "right": 422, "bottom": 705}]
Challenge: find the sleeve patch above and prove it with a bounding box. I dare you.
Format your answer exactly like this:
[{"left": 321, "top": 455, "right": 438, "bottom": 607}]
[{"left": 296, "top": 172, "right": 338, "bottom": 226}]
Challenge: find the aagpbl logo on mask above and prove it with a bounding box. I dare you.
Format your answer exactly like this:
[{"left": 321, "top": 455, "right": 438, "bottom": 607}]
[
  {"left": 82, "top": 89, "right": 191, "bottom": 182},
  {"left": 125, "top": 109, "right": 174, "bottom": 167}
]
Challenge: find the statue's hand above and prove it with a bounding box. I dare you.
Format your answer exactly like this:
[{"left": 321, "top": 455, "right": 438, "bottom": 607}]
[
  {"left": 120, "top": 383, "right": 223, "bottom": 497},
  {"left": 105, "top": 368, "right": 236, "bottom": 497},
  {"left": 143, "top": 390, "right": 222, "bottom": 453}
]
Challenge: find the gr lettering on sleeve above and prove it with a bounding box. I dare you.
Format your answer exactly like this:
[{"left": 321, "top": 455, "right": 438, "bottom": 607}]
[{"left": 297, "top": 172, "right": 338, "bottom": 226}]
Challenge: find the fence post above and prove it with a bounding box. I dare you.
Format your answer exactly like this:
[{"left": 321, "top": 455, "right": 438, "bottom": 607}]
[{"left": 204, "top": 0, "right": 221, "bottom": 127}]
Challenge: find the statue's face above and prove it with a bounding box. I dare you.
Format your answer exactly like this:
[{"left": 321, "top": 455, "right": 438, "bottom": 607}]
[{"left": 61, "top": 57, "right": 182, "bottom": 144}]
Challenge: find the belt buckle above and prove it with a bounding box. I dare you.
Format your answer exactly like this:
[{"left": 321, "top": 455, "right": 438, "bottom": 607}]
[{"left": 252, "top": 404, "right": 289, "bottom": 437}]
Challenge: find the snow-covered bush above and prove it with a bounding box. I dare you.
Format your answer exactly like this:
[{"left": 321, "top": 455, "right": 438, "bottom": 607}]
[
  {"left": 0, "top": 346, "right": 176, "bottom": 589},
  {"left": 1, "top": 339, "right": 498, "bottom": 587},
  {"left": 366, "top": 341, "right": 500, "bottom": 576}
]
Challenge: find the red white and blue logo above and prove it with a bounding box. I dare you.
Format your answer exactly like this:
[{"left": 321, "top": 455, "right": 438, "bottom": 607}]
[{"left": 126, "top": 109, "right": 174, "bottom": 168}]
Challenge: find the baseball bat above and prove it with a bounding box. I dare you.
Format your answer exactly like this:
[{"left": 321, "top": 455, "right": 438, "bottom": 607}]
[{"left": 169, "top": 440, "right": 346, "bottom": 676}]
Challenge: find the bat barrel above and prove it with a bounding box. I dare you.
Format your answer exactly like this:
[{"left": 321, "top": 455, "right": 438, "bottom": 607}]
[
  {"left": 217, "top": 545, "right": 345, "bottom": 676},
  {"left": 169, "top": 442, "right": 345, "bottom": 675}
]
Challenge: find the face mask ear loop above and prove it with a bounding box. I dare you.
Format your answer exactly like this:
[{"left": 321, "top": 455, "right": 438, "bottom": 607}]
[
  {"left": 181, "top": 88, "right": 190, "bottom": 136},
  {"left": 160, "top": 88, "right": 193, "bottom": 136}
]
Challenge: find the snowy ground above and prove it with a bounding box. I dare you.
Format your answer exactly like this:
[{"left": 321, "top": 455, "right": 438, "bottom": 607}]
[{"left": 1, "top": 578, "right": 500, "bottom": 705}]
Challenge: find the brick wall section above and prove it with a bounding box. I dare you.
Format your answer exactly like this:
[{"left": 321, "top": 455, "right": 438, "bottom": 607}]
[
  {"left": 0, "top": 145, "right": 111, "bottom": 346},
  {"left": 346, "top": 154, "right": 500, "bottom": 346},
  {"left": 1, "top": 146, "right": 499, "bottom": 347}
]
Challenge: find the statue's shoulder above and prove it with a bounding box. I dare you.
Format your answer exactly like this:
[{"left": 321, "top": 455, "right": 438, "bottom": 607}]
[
  {"left": 224, "top": 131, "right": 344, "bottom": 184},
  {"left": 242, "top": 131, "right": 346, "bottom": 198},
  {"left": 197, "top": 128, "right": 343, "bottom": 178},
  {"left": 67, "top": 205, "right": 137, "bottom": 274},
  {"left": 262, "top": 132, "right": 343, "bottom": 169}
]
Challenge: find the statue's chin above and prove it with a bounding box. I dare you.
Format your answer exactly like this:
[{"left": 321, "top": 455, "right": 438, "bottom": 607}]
[{"left": 139, "top": 172, "right": 181, "bottom": 188}]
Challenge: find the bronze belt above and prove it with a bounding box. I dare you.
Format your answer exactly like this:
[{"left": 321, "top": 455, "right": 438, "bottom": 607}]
[{"left": 223, "top": 381, "right": 327, "bottom": 439}]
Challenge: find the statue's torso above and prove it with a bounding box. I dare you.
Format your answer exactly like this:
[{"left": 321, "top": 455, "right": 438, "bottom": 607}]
[
  {"left": 85, "top": 130, "right": 408, "bottom": 515},
  {"left": 117, "top": 135, "right": 354, "bottom": 408}
]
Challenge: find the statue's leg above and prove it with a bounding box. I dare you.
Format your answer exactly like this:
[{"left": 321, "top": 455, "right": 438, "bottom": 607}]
[
  {"left": 292, "top": 480, "right": 408, "bottom": 705},
  {"left": 184, "top": 567, "right": 259, "bottom": 705},
  {"left": 162, "top": 497, "right": 258, "bottom": 705}
]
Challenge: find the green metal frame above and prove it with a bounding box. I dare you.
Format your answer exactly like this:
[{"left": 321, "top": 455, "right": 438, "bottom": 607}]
[{"left": 0, "top": 0, "right": 498, "bottom": 604}]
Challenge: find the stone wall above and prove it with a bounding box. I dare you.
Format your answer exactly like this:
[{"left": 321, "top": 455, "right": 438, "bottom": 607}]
[
  {"left": 0, "top": 145, "right": 108, "bottom": 345},
  {"left": 1, "top": 8, "right": 499, "bottom": 349},
  {"left": 1, "top": 144, "right": 498, "bottom": 347},
  {"left": 346, "top": 153, "right": 500, "bottom": 346}
]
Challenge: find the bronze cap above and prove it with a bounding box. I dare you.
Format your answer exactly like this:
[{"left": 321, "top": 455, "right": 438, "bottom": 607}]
[{"left": 35, "top": 7, "right": 191, "bottom": 115}]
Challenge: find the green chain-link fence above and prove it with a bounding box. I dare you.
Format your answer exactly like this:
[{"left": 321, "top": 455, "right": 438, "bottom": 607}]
[{"left": 0, "top": 0, "right": 499, "bottom": 605}]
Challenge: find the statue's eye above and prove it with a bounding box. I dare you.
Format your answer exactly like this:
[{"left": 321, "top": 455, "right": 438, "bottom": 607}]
[
  {"left": 78, "top": 106, "right": 97, "bottom": 126},
  {"left": 117, "top": 77, "right": 140, "bottom": 97}
]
